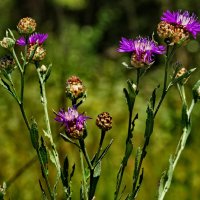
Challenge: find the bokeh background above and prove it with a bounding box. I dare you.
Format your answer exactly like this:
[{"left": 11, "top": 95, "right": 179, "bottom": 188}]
[{"left": 0, "top": 0, "right": 200, "bottom": 199}]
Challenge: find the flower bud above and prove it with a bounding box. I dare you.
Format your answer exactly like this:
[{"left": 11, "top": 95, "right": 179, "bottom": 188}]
[
  {"left": 0, "top": 37, "right": 15, "bottom": 49},
  {"left": 96, "top": 112, "right": 112, "bottom": 132},
  {"left": 39, "top": 64, "right": 47, "bottom": 73},
  {"left": 17, "top": 17, "right": 36, "bottom": 34},
  {"left": 27, "top": 44, "right": 46, "bottom": 61},
  {"left": 0, "top": 55, "right": 15, "bottom": 73},
  {"left": 175, "top": 67, "right": 188, "bottom": 84},
  {"left": 66, "top": 76, "right": 86, "bottom": 100}
]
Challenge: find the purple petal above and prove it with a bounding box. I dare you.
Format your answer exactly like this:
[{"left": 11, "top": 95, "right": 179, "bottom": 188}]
[
  {"left": 16, "top": 36, "right": 26, "bottom": 46},
  {"left": 117, "top": 37, "right": 135, "bottom": 52}
]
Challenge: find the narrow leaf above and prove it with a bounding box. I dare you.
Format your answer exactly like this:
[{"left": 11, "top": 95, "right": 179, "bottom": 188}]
[
  {"left": 44, "top": 64, "right": 52, "bottom": 83},
  {"left": 144, "top": 105, "right": 154, "bottom": 139},
  {"left": 39, "top": 137, "right": 48, "bottom": 175},
  {"left": 30, "top": 119, "right": 39, "bottom": 150},
  {"left": 192, "top": 80, "right": 200, "bottom": 103}
]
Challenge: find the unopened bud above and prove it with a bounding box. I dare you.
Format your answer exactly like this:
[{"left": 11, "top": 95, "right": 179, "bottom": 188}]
[
  {"left": 96, "top": 112, "right": 112, "bottom": 132},
  {"left": 39, "top": 64, "right": 47, "bottom": 73},
  {"left": 0, "top": 55, "right": 15, "bottom": 73},
  {"left": 17, "top": 17, "right": 36, "bottom": 34},
  {"left": 0, "top": 37, "right": 15, "bottom": 49},
  {"left": 175, "top": 67, "right": 188, "bottom": 84},
  {"left": 66, "top": 76, "right": 86, "bottom": 100}
]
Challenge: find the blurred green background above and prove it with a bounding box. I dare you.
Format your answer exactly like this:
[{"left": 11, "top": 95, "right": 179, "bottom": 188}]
[{"left": 1, "top": 0, "right": 200, "bottom": 199}]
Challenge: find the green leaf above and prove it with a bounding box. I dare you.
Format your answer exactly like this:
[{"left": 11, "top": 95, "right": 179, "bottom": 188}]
[
  {"left": 62, "top": 156, "right": 69, "bottom": 188},
  {"left": 30, "top": 119, "right": 39, "bottom": 150},
  {"left": 95, "top": 139, "right": 113, "bottom": 167},
  {"left": 123, "top": 79, "right": 137, "bottom": 113},
  {"left": 89, "top": 161, "right": 101, "bottom": 199},
  {"left": 39, "top": 180, "right": 48, "bottom": 200},
  {"left": 181, "top": 104, "right": 189, "bottom": 128},
  {"left": 150, "top": 85, "right": 160, "bottom": 110},
  {"left": 43, "top": 64, "right": 52, "bottom": 83},
  {"left": 192, "top": 80, "right": 200, "bottom": 103},
  {"left": 39, "top": 137, "right": 48, "bottom": 175},
  {"left": 172, "top": 68, "right": 196, "bottom": 85},
  {"left": 144, "top": 105, "right": 154, "bottom": 139}
]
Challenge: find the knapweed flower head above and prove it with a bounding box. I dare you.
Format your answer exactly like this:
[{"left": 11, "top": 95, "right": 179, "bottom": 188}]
[
  {"left": 96, "top": 112, "right": 112, "bottom": 132},
  {"left": 55, "top": 107, "right": 90, "bottom": 139},
  {"left": 0, "top": 55, "right": 15, "bottom": 73},
  {"left": 0, "top": 37, "right": 15, "bottom": 49},
  {"left": 26, "top": 45, "right": 46, "bottom": 61},
  {"left": 118, "top": 37, "right": 165, "bottom": 68},
  {"left": 66, "top": 76, "right": 86, "bottom": 101},
  {"left": 16, "top": 33, "right": 48, "bottom": 46},
  {"left": 17, "top": 17, "right": 36, "bottom": 34},
  {"left": 157, "top": 10, "right": 200, "bottom": 45}
]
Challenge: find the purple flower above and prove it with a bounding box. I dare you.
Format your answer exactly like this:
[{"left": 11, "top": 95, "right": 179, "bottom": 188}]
[
  {"left": 161, "top": 10, "right": 200, "bottom": 38},
  {"left": 55, "top": 107, "right": 90, "bottom": 139},
  {"left": 118, "top": 37, "right": 165, "bottom": 67},
  {"left": 28, "top": 33, "right": 48, "bottom": 45},
  {"left": 16, "top": 36, "right": 27, "bottom": 46},
  {"left": 16, "top": 33, "right": 48, "bottom": 46}
]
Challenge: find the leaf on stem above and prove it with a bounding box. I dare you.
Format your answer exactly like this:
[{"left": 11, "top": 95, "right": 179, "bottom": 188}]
[
  {"left": 123, "top": 79, "right": 137, "bottom": 113},
  {"left": 192, "top": 80, "right": 200, "bottom": 103},
  {"left": 172, "top": 68, "right": 196, "bottom": 85},
  {"left": 43, "top": 64, "right": 52, "bottom": 83},
  {"left": 144, "top": 105, "right": 154, "bottom": 139},
  {"left": 39, "top": 137, "right": 49, "bottom": 176},
  {"left": 30, "top": 119, "right": 39, "bottom": 150},
  {"left": 94, "top": 139, "right": 113, "bottom": 168},
  {"left": 150, "top": 85, "right": 160, "bottom": 110}
]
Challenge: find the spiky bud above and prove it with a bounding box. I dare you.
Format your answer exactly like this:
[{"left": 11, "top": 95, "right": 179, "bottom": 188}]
[
  {"left": 0, "top": 37, "right": 15, "bottom": 49},
  {"left": 175, "top": 67, "right": 189, "bottom": 84},
  {"left": 17, "top": 17, "right": 36, "bottom": 34},
  {"left": 27, "top": 44, "right": 46, "bottom": 61},
  {"left": 66, "top": 76, "right": 86, "bottom": 100},
  {"left": 96, "top": 112, "right": 112, "bottom": 132},
  {"left": 0, "top": 55, "right": 15, "bottom": 73}
]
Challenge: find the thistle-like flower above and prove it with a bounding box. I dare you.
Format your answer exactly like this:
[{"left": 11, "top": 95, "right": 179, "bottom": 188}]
[
  {"left": 55, "top": 107, "right": 90, "bottom": 139},
  {"left": 157, "top": 10, "right": 200, "bottom": 45},
  {"left": 118, "top": 37, "right": 165, "bottom": 68},
  {"left": 16, "top": 33, "right": 48, "bottom": 46},
  {"left": 17, "top": 17, "right": 36, "bottom": 34}
]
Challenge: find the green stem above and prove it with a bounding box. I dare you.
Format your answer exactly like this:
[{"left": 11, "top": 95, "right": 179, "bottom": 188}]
[
  {"left": 79, "top": 139, "right": 93, "bottom": 171},
  {"left": 80, "top": 151, "right": 88, "bottom": 200},
  {"left": 158, "top": 86, "right": 195, "bottom": 200},
  {"left": 37, "top": 149, "right": 55, "bottom": 200},
  {"left": 12, "top": 47, "right": 23, "bottom": 73}
]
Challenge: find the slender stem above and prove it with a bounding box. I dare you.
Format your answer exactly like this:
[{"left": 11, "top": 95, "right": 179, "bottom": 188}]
[
  {"left": 158, "top": 85, "right": 195, "bottom": 200},
  {"left": 79, "top": 139, "right": 93, "bottom": 171},
  {"left": 12, "top": 47, "right": 23, "bottom": 73},
  {"left": 80, "top": 151, "right": 89, "bottom": 200},
  {"left": 94, "top": 130, "right": 106, "bottom": 165},
  {"left": 37, "top": 149, "right": 55, "bottom": 200}
]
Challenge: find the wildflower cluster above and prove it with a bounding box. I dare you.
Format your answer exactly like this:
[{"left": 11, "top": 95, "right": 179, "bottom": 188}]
[{"left": 0, "top": 9, "right": 200, "bottom": 200}]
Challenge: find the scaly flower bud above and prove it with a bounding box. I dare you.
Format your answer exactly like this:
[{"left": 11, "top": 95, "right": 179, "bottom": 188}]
[
  {"left": 0, "top": 37, "right": 15, "bottom": 49},
  {"left": 66, "top": 76, "right": 86, "bottom": 100},
  {"left": 96, "top": 112, "right": 112, "bottom": 132},
  {"left": 17, "top": 17, "right": 36, "bottom": 34},
  {"left": 27, "top": 44, "right": 46, "bottom": 61},
  {"left": 175, "top": 67, "right": 189, "bottom": 84},
  {"left": 0, "top": 55, "right": 15, "bottom": 73}
]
